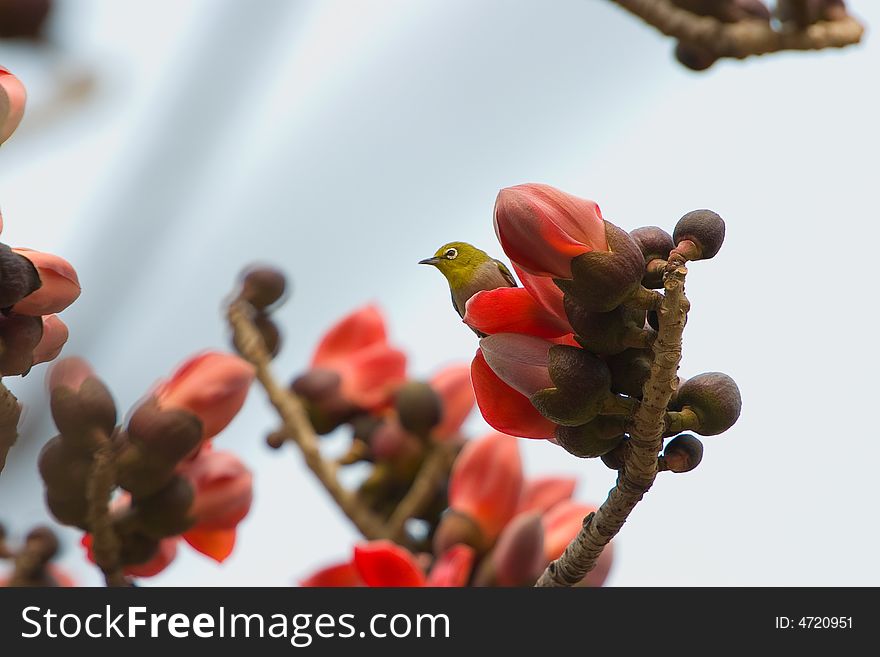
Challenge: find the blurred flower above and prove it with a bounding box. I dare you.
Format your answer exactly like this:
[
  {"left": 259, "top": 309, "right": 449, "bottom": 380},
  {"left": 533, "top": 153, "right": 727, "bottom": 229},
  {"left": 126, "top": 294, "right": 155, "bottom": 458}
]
[
  {"left": 429, "top": 364, "right": 474, "bottom": 437},
  {"left": 426, "top": 544, "right": 475, "bottom": 587},
  {"left": 32, "top": 314, "right": 68, "bottom": 365},
  {"left": 11, "top": 248, "right": 80, "bottom": 316},
  {"left": 542, "top": 500, "right": 613, "bottom": 586},
  {"left": 448, "top": 432, "right": 523, "bottom": 542},
  {"left": 181, "top": 527, "right": 237, "bottom": 563},
  {"left": 309, "top": 305, "right": 407, "bottom": 410},
  {"left": 302, "top": 541, "right": 427, "bottom": 587},
  {"left": 492, "top": 512, "right": 545, "bottom": 586},
  {"left": 300, "top": 562, "right": 364, "bottom": 587},
  {"left": 155, "top": 351, "right": 254, "bottom": 440},
  {"left": 516, "top": 477, "right": 577, "bottom": 515},
  {"left": 178, "top": 449, "right": 253, "bottom": 530},
  {"left": 493, "top": 183, "right": 608, "bottom": 279},
  {"left": 82, "top": 534, "right": 178, "bottom": 579}
]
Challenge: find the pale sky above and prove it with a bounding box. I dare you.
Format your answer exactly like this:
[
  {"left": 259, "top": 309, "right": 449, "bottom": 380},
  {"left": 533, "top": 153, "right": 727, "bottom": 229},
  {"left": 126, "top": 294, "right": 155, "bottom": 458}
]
[{"left": 1, "top": 0, "right": 878, "bottom": 586}]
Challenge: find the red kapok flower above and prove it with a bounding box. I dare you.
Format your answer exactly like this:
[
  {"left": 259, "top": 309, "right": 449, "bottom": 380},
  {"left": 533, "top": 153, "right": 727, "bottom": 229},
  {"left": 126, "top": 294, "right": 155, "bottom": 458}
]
[
  {"left": 155, "top": 351, "right": 255, "bottom": 440},
  {"left": 32, "top": 315, "right": 69, "bottom": 365},
  {"left": 427, "top": 544, "right": 475, "bottom": 587},
  {"left": 516, "top": 476, "right": 577, "bottom": 515},
  {"left": 11, "top": 248, "right": 80, "bottom": 316},
  {"left": 470, "top": 350, "right": 556, "bottom": 440},
  {"left": 478, "top": 333, "right": 554, "bottom": 398},
  {"left": 178, "top": 449, "right": 253, "bottom": 530},
  {"left": 448, "top": 432, "right": 524, "bottom": 541},
  {"left": 430, "top": 364, "right": 474, "bottom": 437},
  {"left": 0, "top": 66, "right": 26, "bottom": 144},
  {"left": 352, "top": 540, "right": 426, "bottom": 587},
  {"left": 464, "top": 287, "right": 570, "bottom": 339},
  {"left": 81, "top": 534, "right": 178, "bottom": 579},
  {"left": 494, "top": 183, "right": 608, "bottom": 279},
  {"left": 182, "top": 527, "right": 237, "bottom": 563},
  {"left": 311, "top": 305, "right": 406, "bottom": 410},
  {"left": 301, "top": 562, "right": 364, "bottom": 587}
]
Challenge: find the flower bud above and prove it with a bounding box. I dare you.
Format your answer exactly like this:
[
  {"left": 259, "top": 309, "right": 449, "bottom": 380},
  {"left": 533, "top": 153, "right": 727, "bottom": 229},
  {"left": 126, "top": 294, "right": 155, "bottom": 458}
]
[
  {"left": 0, "top": 66, "right": 26, "bottom": 144},
  {"left": 178, "top": 449, "right": 253, "bottom": 530},
  {"left": 530, "top": 345, "right": 612, "bottom": 426},
  {"left": 673, "top": 209, "right": 725, "bottom": 260},
  {"left": 291, "top": 369, "right": 359, "bottom": 434},
  {"left": 394, "top": 381, "right": 442, "bottom": 438},
  {"left": 32, "top": 315, "right": 68, "bottom": 365},
  {"left": 564, "top": 298, "right": 648, "bottom": 355},
  {"left": 600, "top": 439, "right": 628, "bottom": 470},
  {"left": 671, "top": 372, "right": 741, "bottom": 435},
  {"left": 48, "top": 359, "right": 118, "bottom": 452},
  {"left": 606, "top": 348, "right": 653, "bottom": 398},
  {"left": 10, "top": 248, "right": 80, "bottom": 315},
  {"left": 491, "top": 512, "right": 546, "bottom": 586},
  {"left": 25, "top": 526, "right": 59, "bottom": 562},
  {"left": 493, "top": 183, "right": 608, "bottom": 279},
  {"left": 123, "top": 537, "right": 178, "bottom": 577},
  {"left": 155, "top": 351, "right": 254, "bottom": 440},
  {"left": 131, "top": 476, "right": 196, "bottom": 539},
  {"left": 0, "top": 312, "right": 42, "bottom": 375},
  {"left": 674, "top": 42, "right": 717, "bottom": 72},
  {"left": 563, "top": 221, "right": 646, "bottom": 312},
  {"left": 238, "top": 265, "right": 287, "bottom": 309},
  {"left": 555, "top": 416, "right": 626, "bottom": 458},
  {"left": 448, "top": 432, "right": 523, "bottom": 543},
  {"left": 433, "top": 510, "right": 486, "bottom": 556},
  {"left": 630, "top": 226, "right": 674, "bottom": 288},
  {"left": 125, "top": 397, "right": 204, "bottom": 465},
  {"left": 39, "top": 436, "right": 92, "bottom": 527},
  {"left": 254, "top": 312, "right": 281, "bottom": 357},
  {"left": 0, "top": 0, "right": 52, "bottom": 40},
  {"left": 662, "top": 434, "right": 704, "bottom": 473},
  {"left": 0, "top": 243, "right": 40, "bottom": 308}
]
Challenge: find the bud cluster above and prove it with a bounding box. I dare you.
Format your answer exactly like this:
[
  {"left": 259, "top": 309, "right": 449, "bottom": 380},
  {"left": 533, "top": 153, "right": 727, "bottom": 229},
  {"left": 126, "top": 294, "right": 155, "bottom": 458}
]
[
  {"left": 0, "top": 523, "right": 73, "bottom": 587},
  {"left": 37, "top": 352, "right": 255, "bottom": 579}
]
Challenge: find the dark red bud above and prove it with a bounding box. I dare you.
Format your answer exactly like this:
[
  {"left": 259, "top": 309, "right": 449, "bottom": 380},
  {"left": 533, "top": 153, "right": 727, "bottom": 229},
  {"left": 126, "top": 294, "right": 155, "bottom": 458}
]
[
  {"left": 253, "top": 312, "right": 281, "bottom": 357},
  {"left": 239, "top": 265, "right": 287, "bottom": 310},
  {"left": 663, "top": 434, "right": 704, "bottom": 473},
  {"left": 673, "top": 209, "right": 725, "bottom": 260}
]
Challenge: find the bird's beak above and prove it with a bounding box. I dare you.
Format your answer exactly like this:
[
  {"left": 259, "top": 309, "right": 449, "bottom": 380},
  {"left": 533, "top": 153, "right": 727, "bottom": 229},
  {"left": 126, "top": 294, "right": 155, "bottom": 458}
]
[{"left": 418, "top": 257, "right": 442, "bottom": 266}]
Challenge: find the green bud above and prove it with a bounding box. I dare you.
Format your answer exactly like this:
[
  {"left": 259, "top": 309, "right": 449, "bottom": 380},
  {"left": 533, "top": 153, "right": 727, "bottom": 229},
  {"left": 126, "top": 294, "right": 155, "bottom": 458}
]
[
  {"left": 671, "top": 372, "right": 741, "bottom": 436},
  {"left": 630, "top": 226, "right": 674, "bottom": 288},
  {"left": 394, "top": 382, "right": 442, "bottom": 438},
  {"left": 673, "top": 209, "right": 725, "bottom": 260},
  {"left": 663, "top": 434, "right": 704, "bottom": 473},
  {"left": 555, "top": 416, "right": 626, "bottom": 458},
  {"left": 560, "top": 221, "right": 645, "bottom": 312},
  {"left": 530, "top": 346, "right": 611, "bottom": 426}
]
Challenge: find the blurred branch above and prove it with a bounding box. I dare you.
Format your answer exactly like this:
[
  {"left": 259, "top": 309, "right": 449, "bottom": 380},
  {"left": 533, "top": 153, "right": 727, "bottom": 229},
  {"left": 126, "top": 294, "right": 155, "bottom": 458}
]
[
  {"left": 536, "top": 256, "right": 689, "bottom": 587},
  {"left": 609, "top": 0, "right": 864, "bottom": 60},
  {"left": 227, "top": 298, "right": 396, "bottom": 543},
  {"left": 385, "top": 443, "right": 456, "bottom": 542},
  {"left": 0, "top": 381, "right": 21, "bottom": 477},
  {"left": 86, "top": 438, "right": 128, "bottom": 587}
]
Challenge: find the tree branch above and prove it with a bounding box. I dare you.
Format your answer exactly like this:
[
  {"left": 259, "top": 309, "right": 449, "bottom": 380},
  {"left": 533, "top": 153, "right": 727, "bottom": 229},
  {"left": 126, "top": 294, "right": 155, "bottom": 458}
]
[
  {"left": 385, "top": 443, "right": 456, "bottom": 541},
  {"left": 535, "top": 257, "right": 689, "bottom": 587},
  {"left": 227, "top": 298, "right": 392, "bottom": 542},
  {"left": 86, "top": 438, "right": 128, "bottom": 587},
  {"left": 609, "top": 0, "right": 864, "bottom": 59}
]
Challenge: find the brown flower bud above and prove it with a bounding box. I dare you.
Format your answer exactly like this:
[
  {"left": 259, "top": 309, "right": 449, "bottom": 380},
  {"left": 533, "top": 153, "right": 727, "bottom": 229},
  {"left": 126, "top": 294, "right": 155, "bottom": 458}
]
[
  {"left": 663, "top": 434, "right": 704, "bottom": 473},
  {"left": 24, "top": 526, "right": 59, "bottom": 562},
  {"left": 673, "top": 209, "right": 726, "bottom": 260},
  {"left": 49, "top": 377, "right": 118, "bottom": 453},
  {"left": 131, "top": 476, "right": 196, "bottom": 539},
  {"left": 530, "top": 345, "right": 612, "bottom": 426},
  {"left": 606, "top": 347, "right": 653, "bottom": 399},
  {"left": 674, "top": 42, "right": 718, "bottom": 72},
  {"left": 0, "top": 312, "right": 42, "bottom": 375},
  {"left": 491, "top": 512, "right": 546, "bottom": 587},
  {"left": 291, "top": 369, "right": 358, "bottom": 434},
  {"left": 561, "top": 221, "right": 645, "bottom": 312},
  {"left": 239, "top": 266, "right": 287, "bottom": 310},
  {"left": 125, "top": 398, "right": 203, "bottom": 465},
  {"left": 565, "top": 298, "right": 648, "bottom": 355},
  {"left": 630, "top": 226, "right": 674, "bottom": 288},
  {"left": 600, "top": 439, "right": 628, "bottom": 470},
  {"left": 117, "top": 532, "right": 162, "bottom": 567},
  {"left": 0, "top": 0, "right": 52, "bottom": 40},
  {"left": 253, "top": 312, "right": 281, "bottom": 357},
  {"left": 433, "top": 510, "right": 486, "bottom": 555},
  {"left": 671, "top": 372, "right": 741, "bottom": 435},
  {"left": 395, "top": 381, "right": 442, "bottom": 438},
  {"left": 555, "top": 416, "right": 626, "bottom": 458}
]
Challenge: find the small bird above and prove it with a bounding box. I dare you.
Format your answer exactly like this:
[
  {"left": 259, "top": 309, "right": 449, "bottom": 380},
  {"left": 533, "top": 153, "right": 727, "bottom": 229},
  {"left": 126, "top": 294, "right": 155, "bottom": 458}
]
[{"left": 419, "top": 242, "right": 517, "bottom": 330}]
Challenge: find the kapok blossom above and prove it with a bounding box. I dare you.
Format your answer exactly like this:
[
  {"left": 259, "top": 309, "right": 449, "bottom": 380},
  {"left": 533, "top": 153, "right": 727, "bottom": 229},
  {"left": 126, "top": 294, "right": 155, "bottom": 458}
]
[
  {"left": 429, "top": 364, "right": 475, "bottom": 437},
  {"left": 10, "top": 248, "right": 81, "bottom": 316}
]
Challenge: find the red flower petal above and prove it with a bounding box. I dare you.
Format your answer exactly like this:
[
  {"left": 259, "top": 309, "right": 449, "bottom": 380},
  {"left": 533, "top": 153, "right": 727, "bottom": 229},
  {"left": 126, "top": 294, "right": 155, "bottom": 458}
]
[
  {"left": 353, "top": 540, "right": 426, "bottom": 587},
  {"left": 427, "top": 545, "right": 475, "bottom": 587},
  {"left": 430, "top": 364, "right": 475, "bottom": 437},
  {"left": 0, "top": 67, "right": 26, "bottom": 144},
  {"left": 512, "top": 263, "right": 569, "bottom": 325},
  {"left": 517, "top": 477, "right": 577, "bottom": 515},
  {"left": 479, "top": 333, "right": 553, "bottom": 397},
  {"left": 542, "top": 501, "right": 595, "bottom": 561},
  {"left": 301, "top": 561, "right": 364, "bottom": 587},
  {"left": 464, "top": 288, "right": 570, "bottom": 338},
  {"left": 311, "top": 305, "right": 389, "bottom": 367},
  {"left": 471, "top": 350, "right": 556, "bottom": 440},
  {"left": 182, "top": 527, "right": 237, "bottom": 563},
  {"left": 448, "top": 431, "right": 523, "bottom": 541},
  {"left": 338, "top": 342, "right": 407, "bottom": 409}
]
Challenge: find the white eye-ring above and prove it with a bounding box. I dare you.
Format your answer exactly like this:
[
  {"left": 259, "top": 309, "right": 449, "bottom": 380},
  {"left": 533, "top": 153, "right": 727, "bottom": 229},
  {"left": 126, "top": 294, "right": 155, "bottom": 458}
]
[{"left": 444, "top": 248, "right": 458, "bottom": 259}]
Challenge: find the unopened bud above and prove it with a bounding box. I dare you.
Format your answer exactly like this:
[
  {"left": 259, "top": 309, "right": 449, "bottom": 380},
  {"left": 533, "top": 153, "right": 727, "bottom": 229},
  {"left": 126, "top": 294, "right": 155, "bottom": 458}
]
[
  {"left": 395, "top": 382, "right": 442, "bottom": 438},
  {"left": 673, "top": 209, "right": 726, "bottom": 260},
  {"left": 239, "top": 266, "right": 287, "bottom": 310},
  {"left": 662, "top": 434, "right": 704, "bottom": 473},
  {"left": 672, "top": 372, "right": 741, "bottom": 436}
]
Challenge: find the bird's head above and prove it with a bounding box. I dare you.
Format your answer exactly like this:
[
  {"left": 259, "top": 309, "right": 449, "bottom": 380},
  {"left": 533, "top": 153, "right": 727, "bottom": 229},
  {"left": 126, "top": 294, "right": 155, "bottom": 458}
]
[{"left": 419, "top": 242, "right": 491, "bottom": 287}]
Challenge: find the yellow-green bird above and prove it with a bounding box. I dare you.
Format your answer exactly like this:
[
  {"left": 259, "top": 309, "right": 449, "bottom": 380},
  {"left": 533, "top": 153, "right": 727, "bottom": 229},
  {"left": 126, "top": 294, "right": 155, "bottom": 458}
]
[{"left": 419, "top": 242, "right": 517, "bottom": 329}]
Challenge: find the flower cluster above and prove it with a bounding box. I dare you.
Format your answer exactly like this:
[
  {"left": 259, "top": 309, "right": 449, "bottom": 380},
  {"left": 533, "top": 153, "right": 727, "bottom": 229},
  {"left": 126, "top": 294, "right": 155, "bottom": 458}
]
[
  {"left": 467, "top": 183, "right": 740, "bottom": 468},
  {"left": 0, "top": 67, "right": 80, "bottom": 376},
  {"left": 303, "top": 432, "right": 611, "bottom": 587},
  {"left": 38, "top": 351, "right": 255, "bottom": 580}
]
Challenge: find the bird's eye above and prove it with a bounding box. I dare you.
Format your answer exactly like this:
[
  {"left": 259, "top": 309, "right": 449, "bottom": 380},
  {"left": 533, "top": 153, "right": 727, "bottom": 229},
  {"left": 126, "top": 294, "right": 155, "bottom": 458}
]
[{"left": 445, "top": 248, "right": 458, "bottom": 259}]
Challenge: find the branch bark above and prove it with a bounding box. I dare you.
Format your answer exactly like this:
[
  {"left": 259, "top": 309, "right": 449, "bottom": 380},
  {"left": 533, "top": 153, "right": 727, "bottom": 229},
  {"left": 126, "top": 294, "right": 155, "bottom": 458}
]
[
  {"left": 86, "top": 439, "right": 128, "bottom": 587},
  {"left": 227, "top": 298, "right": 392, "bottom": 542},
  {"left": 535, "top": 257, "right": 689, "bottom": 587},
  {"left": 609, "top": 0, "right": 864, "bottom": 59},
  {"left": 385, "top": 443, "right": 456, "bottom": 541}
]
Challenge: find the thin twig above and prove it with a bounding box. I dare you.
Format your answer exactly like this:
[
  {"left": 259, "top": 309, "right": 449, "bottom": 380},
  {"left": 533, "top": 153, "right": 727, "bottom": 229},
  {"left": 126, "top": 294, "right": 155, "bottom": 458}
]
[
  {"left": 385, "top": 443, "right": 456, "bottom": 541},
  {"left": 535, "top": 257, "right": 689, "bottom": 587},
  {"left": 609, "top": 0, "right": 864, "bottom": 59},
  {"left": 227, "top": 298, "right": 392, "bottom": 542},
  {"left": 0, "top": 381, "right": 21, "bottom": 477},
  {"left": 86, "top": 439, "right": 128, "bottom": 587}
]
